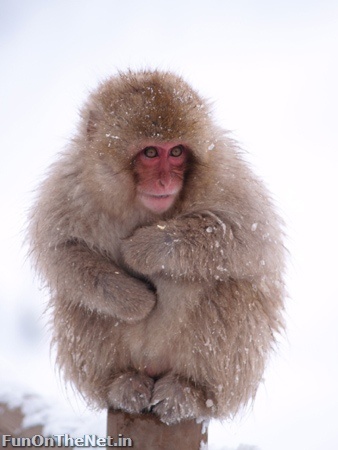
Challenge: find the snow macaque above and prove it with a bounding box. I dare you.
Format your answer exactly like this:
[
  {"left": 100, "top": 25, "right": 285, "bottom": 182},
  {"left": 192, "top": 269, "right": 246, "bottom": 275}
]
[{"left": 29, "top": 70, "right": 285, "bottom": 424}]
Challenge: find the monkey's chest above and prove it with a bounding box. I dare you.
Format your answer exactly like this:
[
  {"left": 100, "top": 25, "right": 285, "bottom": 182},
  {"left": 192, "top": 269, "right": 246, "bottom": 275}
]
[
  {"left": 125, "top": 280, "right": 202, "bottom": 376},
  {"left": 125, "top": 307, "right": 179, "bottom": 376}
]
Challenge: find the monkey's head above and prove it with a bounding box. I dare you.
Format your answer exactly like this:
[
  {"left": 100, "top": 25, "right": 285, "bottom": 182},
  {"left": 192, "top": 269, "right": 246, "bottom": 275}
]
[{"left": 77, "top": 70, "right": 219, "bottom": 216}]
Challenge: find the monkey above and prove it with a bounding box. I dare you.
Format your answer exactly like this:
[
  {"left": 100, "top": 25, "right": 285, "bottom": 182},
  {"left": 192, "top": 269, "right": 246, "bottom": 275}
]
[{"left": 28, "top": 69, "right": 285, "bottom": 425}]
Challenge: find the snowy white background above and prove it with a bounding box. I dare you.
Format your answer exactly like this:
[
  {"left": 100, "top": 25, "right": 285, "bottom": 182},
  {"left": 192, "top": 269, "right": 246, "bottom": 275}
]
[{"left": 1, "top": 1, "right": 338, "bottom": 449}]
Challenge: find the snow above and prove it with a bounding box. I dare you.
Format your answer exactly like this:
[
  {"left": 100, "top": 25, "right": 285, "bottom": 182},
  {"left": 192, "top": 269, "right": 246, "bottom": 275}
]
[
  {"left": 0, "top": 356, "right": 106, "bottom": 446},
  {"left": 1, "top": 1, "right": 338, "bottom": 449}
]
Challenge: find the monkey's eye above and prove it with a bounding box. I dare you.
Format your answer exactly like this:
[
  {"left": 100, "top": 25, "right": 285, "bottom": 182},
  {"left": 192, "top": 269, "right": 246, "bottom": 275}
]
[
  {"left": 143, "top": 147, "right": 158, "bottom": 158},
  {"left": 170, "top": 145, "right": 184, "bottom": 157}
]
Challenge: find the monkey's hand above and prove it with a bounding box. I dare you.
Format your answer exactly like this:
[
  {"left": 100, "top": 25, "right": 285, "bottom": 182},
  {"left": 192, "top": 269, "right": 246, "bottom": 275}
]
[
  {"left": 99, "top": 270, "right": 156, "bottom": 323},
  {"left": 121, "top": 223, "right": 175, "bottom": 277},
  {"left": 121, "top": 212, "right": 232, "bottom": 281},
  {"left": 48, "top": 241, "right": 156, "bottom": 323}
]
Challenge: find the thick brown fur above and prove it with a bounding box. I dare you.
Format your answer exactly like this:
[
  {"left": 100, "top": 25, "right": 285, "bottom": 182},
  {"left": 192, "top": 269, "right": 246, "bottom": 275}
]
[{"left": 28, "top": 70, "right": 285, "bottom": 424}]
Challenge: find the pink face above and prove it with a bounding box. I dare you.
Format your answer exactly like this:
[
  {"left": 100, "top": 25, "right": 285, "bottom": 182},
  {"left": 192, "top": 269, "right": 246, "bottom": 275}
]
[{"left": 134, "top": 143, "right": 188, "bottom": 214}]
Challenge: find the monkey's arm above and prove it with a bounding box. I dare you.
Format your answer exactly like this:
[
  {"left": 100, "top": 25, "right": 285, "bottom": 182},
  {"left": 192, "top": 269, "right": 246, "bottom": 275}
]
[
  {"left": 43, "top": 240, "right": 156, "bottom": 322},
  {"left": 121, "top": 211, "right": 253, "bottom": 282}
]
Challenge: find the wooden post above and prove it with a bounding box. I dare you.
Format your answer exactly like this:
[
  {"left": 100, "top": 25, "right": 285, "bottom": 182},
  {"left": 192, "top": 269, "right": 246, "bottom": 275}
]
[{"left": 107, "top": 410, "right": 208, "bottom": 449}]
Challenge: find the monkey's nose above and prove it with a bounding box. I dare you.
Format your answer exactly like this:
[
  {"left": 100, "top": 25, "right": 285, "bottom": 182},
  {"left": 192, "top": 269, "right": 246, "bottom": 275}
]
[{"left": 159, "top": 172, "right": 172, "bottom": 188}]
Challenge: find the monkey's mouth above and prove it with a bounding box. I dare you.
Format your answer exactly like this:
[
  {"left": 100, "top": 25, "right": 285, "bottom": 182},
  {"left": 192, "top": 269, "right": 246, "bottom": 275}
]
[{"left": 138, "top": 192, "right": 177, "bottom": 213}]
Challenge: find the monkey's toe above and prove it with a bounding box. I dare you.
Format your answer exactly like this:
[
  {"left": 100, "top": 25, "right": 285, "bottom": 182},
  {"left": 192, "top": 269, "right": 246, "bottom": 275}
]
[
  {"left": 107, "top": 372, "right": 154, "bottom": 414},
  {"left": 150, "top": 374, "right": 204, "bottom": 424}
]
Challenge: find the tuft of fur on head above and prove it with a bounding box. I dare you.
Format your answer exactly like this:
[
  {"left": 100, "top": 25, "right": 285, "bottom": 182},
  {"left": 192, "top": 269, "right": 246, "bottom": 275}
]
[{"left": 80, "top": 70, "right": 217, "bottom": 161}]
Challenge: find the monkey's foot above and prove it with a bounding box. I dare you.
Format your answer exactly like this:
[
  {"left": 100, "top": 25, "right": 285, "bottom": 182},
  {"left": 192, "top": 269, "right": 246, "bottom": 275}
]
[
  {"left": 150, "top": 374, "right": 206, "bottom": 424},
  {"left": 107, "top": 372, "right": 154, "bottom": 414}
]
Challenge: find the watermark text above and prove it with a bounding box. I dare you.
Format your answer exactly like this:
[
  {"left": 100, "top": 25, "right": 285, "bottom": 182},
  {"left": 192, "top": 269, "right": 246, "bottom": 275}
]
[{"left": 1, "top": 434, "right": 133, "bottom": 448}]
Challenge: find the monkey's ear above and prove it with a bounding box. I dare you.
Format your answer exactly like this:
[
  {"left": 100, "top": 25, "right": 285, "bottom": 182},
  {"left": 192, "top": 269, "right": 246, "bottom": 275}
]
[{"left": 86, "top": 109, "right": 101, "bottom": 140}]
